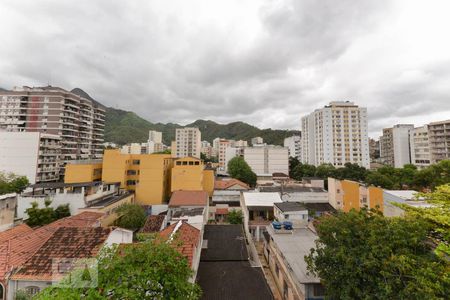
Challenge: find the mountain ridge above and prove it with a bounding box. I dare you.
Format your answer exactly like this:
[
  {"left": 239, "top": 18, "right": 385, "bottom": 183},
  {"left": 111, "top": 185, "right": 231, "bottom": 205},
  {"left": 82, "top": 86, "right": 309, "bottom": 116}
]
[{"left": 105, "top": 107, "right": 300, "bottom": 146}]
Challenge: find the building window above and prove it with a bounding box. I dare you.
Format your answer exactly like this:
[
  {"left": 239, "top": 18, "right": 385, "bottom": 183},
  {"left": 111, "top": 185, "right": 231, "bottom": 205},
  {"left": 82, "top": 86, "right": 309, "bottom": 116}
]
[
  {"left": 127, "top": 170, "right": 137, "bottom": 175},
  {"left": 284, "top": 214, "right": 289, "bottom": 219},
  {"left": 126, "top": 180, "right": 136, "bottom": 186},
  {"left": 132, "top": 160, "right": 140, "bottom": 165}
]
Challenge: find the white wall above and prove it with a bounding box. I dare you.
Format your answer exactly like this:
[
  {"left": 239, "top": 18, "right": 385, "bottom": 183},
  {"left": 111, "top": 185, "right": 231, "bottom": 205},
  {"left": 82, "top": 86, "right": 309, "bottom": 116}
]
[
  {"left": 0, "top": 132, "right": 40, "bottom": 184},
  {"left": 105, "top": 228, "right": 133, "bottom": 245},
  {"left": 17, "top": 193, "right": 85, "bottom": 219},
  {"left": 393, "top": 125, "right": 413, "bottom": 168}
]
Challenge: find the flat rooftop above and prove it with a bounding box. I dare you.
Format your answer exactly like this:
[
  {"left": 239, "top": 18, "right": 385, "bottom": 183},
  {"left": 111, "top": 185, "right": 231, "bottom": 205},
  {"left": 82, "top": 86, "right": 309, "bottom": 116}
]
[
  {"left": 243, "top": 192, "right": 282, "bottom": 207},
  {"left": 274, "top": 201, "right": 307, "bottom": 212},
  {"left": 197, "top": 225, "right": 273, "bottom": 300},
  {"left": 171, "top": 207, "right": 205, "bottom": 218},
  {"left": 259, "top": 186, "right": 327, "bottom": 193},
  {"left": 266, "top": 226, "right": 320, "bottom": 284}
]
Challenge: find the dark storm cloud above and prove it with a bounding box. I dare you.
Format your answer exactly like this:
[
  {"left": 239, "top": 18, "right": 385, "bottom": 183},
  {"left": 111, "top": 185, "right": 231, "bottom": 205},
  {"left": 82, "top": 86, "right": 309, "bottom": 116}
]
[{"left": 0, "top": 0, "right": 449, "bottom": 138}]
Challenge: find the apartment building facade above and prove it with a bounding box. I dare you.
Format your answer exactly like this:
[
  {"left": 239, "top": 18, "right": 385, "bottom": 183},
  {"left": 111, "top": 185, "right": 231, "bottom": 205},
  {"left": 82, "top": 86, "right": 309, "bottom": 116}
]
[
  {"left": 328, "top": 178, "right": 384, "bottom": 212},
  {"left": 380, "top": 124, "right": 414, "bottom": 168},
  {"left": 284, "top": 135, "right": 301, "bottom": 159},
  {"left": 428, "top": 120, "right": 450, "bottom": 164},
  {"left": 0, "top": 86, "right": 105, "bottom": 161},
  {"left": 173, "top": 127, "right": 201, "bottom": 158},
  {"left": 244, "top": 145, "right": 289, "bottom": 176},
  {"left": 410, "top": 125, "right": 431, "bottom": 169},
  {"left": 301, "top": 101, "right": 370, "bottom": 168},
  {"left": 0, "top": 132, "right": 61, "bottom": 184}
]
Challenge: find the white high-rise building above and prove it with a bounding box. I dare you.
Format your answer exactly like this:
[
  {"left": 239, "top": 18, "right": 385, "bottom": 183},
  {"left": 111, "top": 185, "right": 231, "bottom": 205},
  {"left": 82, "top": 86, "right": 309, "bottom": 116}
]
[
  {"left": 284, "top": 135, "right": 301, "bottom": 159},
  {"left": 410, "top": 125, "right": 431, "bottom": 169},
  {"left": 244, "top": 145, "right": 289, "bottom": 176},
  {"left": 380, "top": 124, "right": 414, "bottom": 168},
  {"left": 0, "top": 132, "right": 61, "bottom": 184},
  {"left": 148, "top": 131, "right": 162, "bottom": 144},
  {"left": 428, "top": 119, "right": 450, "bottom": 164},
  {"left": 301, "top": 101, "right": 369, "bottom": 168},
  {"left": 173, "top": 127, "right": 201, "bottom": 158}
]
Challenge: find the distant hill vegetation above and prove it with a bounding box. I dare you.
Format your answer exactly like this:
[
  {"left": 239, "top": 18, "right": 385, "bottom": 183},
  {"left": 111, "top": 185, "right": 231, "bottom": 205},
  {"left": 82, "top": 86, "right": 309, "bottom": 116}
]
[{"left": 105, "top": 107, "right": 300, "bottom": 146}]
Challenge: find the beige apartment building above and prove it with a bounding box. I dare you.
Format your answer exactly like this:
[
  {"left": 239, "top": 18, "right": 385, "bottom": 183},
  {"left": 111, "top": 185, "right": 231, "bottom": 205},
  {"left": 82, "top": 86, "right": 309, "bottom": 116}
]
[
  {"left": 0, "top": 86, "right": 105, "bottom": 163},
  {"left": 379, "top": 124, "right": 413, "bottom": 168},
  {"left": 410, "top": 125, "right": 431, "bottom": 169},
  {"left": 428, "top": 120, "right": 450, "bottom": 164},
  {"left": 172, "top": 127, "right": 201, "bottom": 158},
  {"left": 301, "top": 101, "right": 370, "bottom": 168}
]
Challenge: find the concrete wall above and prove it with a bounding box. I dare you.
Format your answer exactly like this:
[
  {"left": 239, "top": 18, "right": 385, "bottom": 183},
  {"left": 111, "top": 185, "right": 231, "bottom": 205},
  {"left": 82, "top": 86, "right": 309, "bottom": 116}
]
[{"left": 0, "top": 132, "right": 40, "bottom": 184}]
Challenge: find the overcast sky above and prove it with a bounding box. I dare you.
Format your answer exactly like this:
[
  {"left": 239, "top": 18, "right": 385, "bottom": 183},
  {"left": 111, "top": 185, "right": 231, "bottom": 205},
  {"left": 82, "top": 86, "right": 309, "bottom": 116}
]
[{"left": 1, "top": 0, "right": 449, "bottom": 138}]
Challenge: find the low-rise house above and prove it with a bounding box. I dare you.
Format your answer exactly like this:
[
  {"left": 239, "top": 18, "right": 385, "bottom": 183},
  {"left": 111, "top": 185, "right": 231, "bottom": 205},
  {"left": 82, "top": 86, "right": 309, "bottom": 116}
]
[
  {"left": 0, "top": 193, "right": 17, "bottom": 232},
  {"left": 241, "top": 192, "right": 282, "bottom": 240},
  {"left": 263, "top": 225, "right": 325, "bottom": 300},
  {"left": 259, "top": 185, "right": 328, "bottom": 203},
  {"left": 274, "top": 202, "right": 308, "bottom": 228},
  {"left": 383, "top": 190, "right": 432, "bottom": 217},
  {"left": 160, "top": 221, "right": 202, "bottom": 282},
  {"left": 17, "top": 181, "right": 121, "bottom": 220},
  {"left": 303, "top": 203, "right": 336, "bottom": 218},
  {"left": 214, "top": 179, "right": 249, "bottom": 191},
  {"left": 211, "top": 190, "right": 241, "bottom": 207},
  {"left": 8, "top": 226, "right": 132, "bottom": 299},
  {"left": 0, "top": 212, "right": 113, "bottom": 298},
  {"left": 167, "top": 190, "right": 208, "bottom": 230}
]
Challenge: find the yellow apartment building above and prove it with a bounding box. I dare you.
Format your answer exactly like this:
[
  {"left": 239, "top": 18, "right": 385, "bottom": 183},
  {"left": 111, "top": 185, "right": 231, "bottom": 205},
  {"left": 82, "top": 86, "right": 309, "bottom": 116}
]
[
  {"left": 101, "top": 149, "right": 173, "bottom": 205},
  {"left": 171, "top": 157, "right": 215, "bottom": 196},
  {"left": 328, "top": 178, "right": 384, "bottom": 212},
  {"left": 64, "top": 160, "right": 103, "bottom": 183}
]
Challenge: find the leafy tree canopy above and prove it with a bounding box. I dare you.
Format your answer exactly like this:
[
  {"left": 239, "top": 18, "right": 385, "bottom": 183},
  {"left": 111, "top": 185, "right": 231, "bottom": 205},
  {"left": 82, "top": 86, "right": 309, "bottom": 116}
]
[
  {"left": 114, "top": 203, "right": 146, "bottom": 230},
  {"left": 0, "top": 171, "right": 29, "bottom": 194},
  {"left": 25, "top": 200, "right": 71, "bottom": 227},
  {"left": 227, "top": 157, "right": 257, "bottom": 187},
  {"left": 227, "top": 210, "right": 243, "bottom": 224},
  {"left": 36, "top": 238, "right": 201, "bottom": 299},
  {"left": 306, "top": 209, "right": 450, "bottom": 299}
]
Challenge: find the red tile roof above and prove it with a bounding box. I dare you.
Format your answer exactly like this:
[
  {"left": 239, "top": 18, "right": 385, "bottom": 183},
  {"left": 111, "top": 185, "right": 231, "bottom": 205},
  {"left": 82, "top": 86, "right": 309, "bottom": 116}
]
[
  {"left": 0, "top": 212, "right": 105, "bottom": 283},
  {"left": 214, "top": 179, "right": 249, "bottom": 190},
  {"left": 0, "top": 224, "right": 33, "bottom": 244},
  {"left": 160, "top": 221, "right": 200, "bottom": 267},
  {"left": 48, "top": 211, "right": 104, "bottom": 228},
  {"left": 169, "top": 191, "right": 208, "bottom": 207},
  {"left": 215, "top": 208, "right": 229, "bottom": 215},
  {"left": 11, "top": 227, "right": 111, "bottom": 281},
  {"left": 140, "top": 215, "right": 165, "bottom": 233}
]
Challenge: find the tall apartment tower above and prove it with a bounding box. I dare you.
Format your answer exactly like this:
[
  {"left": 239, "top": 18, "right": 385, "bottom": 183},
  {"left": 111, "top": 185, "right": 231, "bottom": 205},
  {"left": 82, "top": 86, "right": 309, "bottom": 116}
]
[
  {"left": 284, "top": 135, "right": 301, "bottom": 159},
  {"left": 379, "top": 124, "right": 414, "bottom": 168},
  {"left": 428, "top": 120, "right": 450, "bottom": 164},
  {"left": 0, "top": 86, "right": 105, "bottom": 163},
  {"left": 301, "top": 101, "right": 370, "bottom": 168},
  {"left": 244, "top": 145, "right": 289, "bottom": 176},
  {"left": 148, "top": 130, "right": 162, "bottom": 143},
  {"left": 410, "top": 125, "right": 431, "bottom": 169},
  {"left": 174, "top": 127, "right": 201, "bottom": 158}
]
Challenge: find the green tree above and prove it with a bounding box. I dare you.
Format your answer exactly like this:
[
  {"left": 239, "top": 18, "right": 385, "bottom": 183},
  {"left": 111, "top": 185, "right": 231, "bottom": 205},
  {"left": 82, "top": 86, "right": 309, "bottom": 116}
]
[
  {"left": 333, "top": 162, "right": 368, "bottom": 182},
  {"left": 288, "top": 157, "right": 300, "bottom": 178},
  {"left": 227, "top": 157, "right": 257, "bottom": 187},
  {"left": 0, "top": 171, "right": 29, "bottom": 194},
  {"left": 366, "top": 171, "right": 395, "bottom": 189},
  {"left": 314, "top": 163, "right": 336, "bottom": 179},
  {"left": 401, "top": 184, "right": 450, "bottom": 257},
  {"left": 227, "top": 210, "right": 243, "bottom": 224},
  {"left": 291, "top": 163, "right": 316, "bottom": 181},
  {"left": 306, "top": 209, "right": 449, "bottom": 299},
  {"left": 25, "top": 199, "right": 57, "bottom": 227},
  {"left": 114, "top": 203, "right": 146, "bottom": 230},
  {"left": 36, "top": 238, "right": 201, "bottom": 299},
  {"left": 54, "top": 204, "right": 71, "bottom": 219}
]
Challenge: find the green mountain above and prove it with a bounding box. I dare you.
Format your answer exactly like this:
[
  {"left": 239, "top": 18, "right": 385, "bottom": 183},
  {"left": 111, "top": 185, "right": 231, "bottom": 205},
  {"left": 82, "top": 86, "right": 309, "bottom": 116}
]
[{"left": 105, "top": 107, "right": 299, "bottom": 146}]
